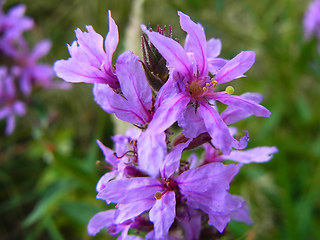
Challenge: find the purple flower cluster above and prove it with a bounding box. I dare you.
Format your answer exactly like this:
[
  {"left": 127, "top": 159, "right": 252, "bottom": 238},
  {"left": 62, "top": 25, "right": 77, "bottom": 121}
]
[
  {"left": 304, "top": 0, "right": 320, "bottom": 51},
  {"left": 0, "top": 2, "right": 65, "bottom": 134},
  {"left": 55, "top": 10, "right": 277, "bottom": 239}
]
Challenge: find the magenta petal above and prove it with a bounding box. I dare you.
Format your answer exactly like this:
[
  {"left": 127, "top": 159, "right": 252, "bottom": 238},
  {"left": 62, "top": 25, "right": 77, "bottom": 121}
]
[
  {"left": 115, "top": 199, "right": 155, "bottom": 224},
  {"left": 31, "top": 40, "right": 51, "bottom": 60},
  {"left": 87, "top": 209, "right": 116, "bottom": 236},
  {"left": 222, "top": 146, "right": 278, "bottom": 164},
  {"left": 197, "top": 103, "right": 234, "bottom": 155},
  {"left": 178, "top": 105, "right": 207, "bottom": 139},
  {"left": 93, "top": 83, "right": 148, "bottom": 125},
  {"left": 207, "top": 58, "right": 228, "bottom": 75},
  {"left": 207, "top": 38, "right": 222, "bottom": 59},
  {"left": 178, "top": 11, "right": 208, "bottom": 76},
  {"left": 138, "top": 132, "right": 167, "bottom": 178},
  {"left": 214, "top": 51, "right": 256, "bottom": 84},
  {"left": 105, "top": 10, "right": 119, "bottom": 65},
  {"left": 213, "top": 93, "right": 271, "bottom": 118},
  {"left": 221, "top": 92, "right": 264, "bottom": 125},
  {"left": 141, "top": 25, "right": 193, "bottom": 78},
  {"left": 161, "top": 139, "right": 192, "bottom": 179},
  {"left": 97, "top": 178, "right": 162, "bottom": 203},
  {"left": 149, "top": 191, "right": 176, "bottom": 239},
  {"left": 147, "top": 92, "right": 190, "bottom": 134},
  {"left": 116, "top": 51, "right": 152, "bottom": 122}
]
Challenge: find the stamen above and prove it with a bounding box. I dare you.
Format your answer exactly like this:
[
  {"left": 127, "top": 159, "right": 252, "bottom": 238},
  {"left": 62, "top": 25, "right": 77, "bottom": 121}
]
[
  {"left": 113, "top": 151, "right": 137, "bottom": 159},
  {"left": 226, "top": 86, "right": 234, "bottom": 94},
  {"left": 154, "top": 191, "right": 162, "bottom": 200},
  {"left": 210, "top": 78, "right": 217, "bottom": 88},
  {"left": 202, "top": 87, "right": 207, "bottom": 91},
  {"left": 96, "top": 160, "right": 113, "bottom": 170},
  {"left": 206, "top": 82, "right": 210, "bottom": 87}
]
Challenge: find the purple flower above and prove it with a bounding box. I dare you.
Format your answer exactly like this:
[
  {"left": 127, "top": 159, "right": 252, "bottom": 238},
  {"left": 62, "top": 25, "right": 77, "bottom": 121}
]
[
  {"left": 304, "top": 0, "right": 320, "bottom": 51},
  {"left": 54, "top": 10, "right": 120, "bottom": 89},
  {"left": 96, "top": 139, "right": 251, "bottom": 239},
  {"left": 0, "top": 67, "right": 26, "bottom": 135},
  {"left": 141, "top": 11, "right": 271, "bottom": 154}
]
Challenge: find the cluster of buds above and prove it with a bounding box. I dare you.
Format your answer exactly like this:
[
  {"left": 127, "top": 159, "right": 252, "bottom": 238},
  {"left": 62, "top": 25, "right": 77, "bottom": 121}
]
[
  {"left": 0, "top": 2, "right": 66, "bottom": 135},
  {"left": 55, "top": 10, "right": 278, "bottom": 240}
]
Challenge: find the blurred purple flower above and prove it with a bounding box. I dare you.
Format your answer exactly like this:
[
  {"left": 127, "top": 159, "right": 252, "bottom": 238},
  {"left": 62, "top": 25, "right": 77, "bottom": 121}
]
[
  {"left": 54, "top": 10, "right": 120, "bottom": 89},
  {"left": 304, "top": 0, "right": 320, "bottom": 51},
  {"left": 141, "top": 11, "right": 271, "bottom": 154}
]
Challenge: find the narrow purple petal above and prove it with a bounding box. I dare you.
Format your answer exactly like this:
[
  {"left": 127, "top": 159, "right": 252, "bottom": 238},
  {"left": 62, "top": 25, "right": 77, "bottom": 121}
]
[
  {"left": 138, "top": 132, "right": 167, "bottom": 178},
  {"left": 207, "top": 38, "right": 221, "bottom": 59},
  {"left": 207, "top": 58, "right": 228, "bottom": 75},
  {"left": 197, "top": 103, "right": 234, "bottom": 155},
  {"left": 31, "top": 40, "right": 51, "bottom": 60},
  {"left": 105, "top": 10, "right": 119, "bottom": 65},
  {"left": 161, "top": 139, "right": 192, "bottom": 179},
  {"left": 222, "top": 146, "right": 278, "bottom": 164},
  {"left": 96, "top": 171, "right": 118, "bottom": 192},
  {"left": 149, "top": 191, "right": 176, "bottom": 239},
  {"left": 208, "top": 214, "right": 230, "bottom": 233},
  {"left": 147, "top": 92, "right": 190, "bottom": 134},
  {"left": 213, "top": 93, "right": 271, "bottom": 118},
  {"left": 178, "top": 11, "right": 208, "bottom": 76},
  {"left": 180, "top": 208, "right": 201, "bottom": 240},
  {"left": 97, "top": 178, "right": 162, "bottom": 203},
  {"left": 221, "top": 92, "right": 264, "bottom": 125},
  {"left": 93, "top": 83, "right": 148, "bottom": 125},
  {"left": 87, "top": 210, "right": 116, "bottom": 236},
  {"left": 214, "top": 51, "right": 255, "bottom": 84},
  {"left": 116, "top": 51, "right": 152, "bottom": 122},
  {"left": 115, "top": 199, "right": 155, "bottom": 224},
  {"left": 97, "top": 139, "right": 118, "bottom": 166},
  {"left": 141, "top": 25, "right": 193, "bottom": 78},
  {"left": 229, "top": 195, "right": 253, "bottom": 225}
]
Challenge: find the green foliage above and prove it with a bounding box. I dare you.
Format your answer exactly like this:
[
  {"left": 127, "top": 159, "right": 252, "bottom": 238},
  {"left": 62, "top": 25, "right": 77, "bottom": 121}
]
[{"left": 1, "top": 0, "right": 320, "bottom": 239}]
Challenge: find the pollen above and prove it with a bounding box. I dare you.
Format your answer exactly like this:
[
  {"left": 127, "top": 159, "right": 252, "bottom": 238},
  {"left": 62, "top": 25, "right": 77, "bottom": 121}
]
[
  {"left": 202, "top": 87, "right": 207, "bottom": 91},
  {"left": 210, "top": 78, "right": 217, "bottom": 88},
  {"left": 226, "top": 86, "right": 234, "bottom": 94},
  {"left": 206, "top": 82, "right": 210, "bottom": 87},
  {"left": 154, "top": 191, "right": 162, "bottom": 200}
]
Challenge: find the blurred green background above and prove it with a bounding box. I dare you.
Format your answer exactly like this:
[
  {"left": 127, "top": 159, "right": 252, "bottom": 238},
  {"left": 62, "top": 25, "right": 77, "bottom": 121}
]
[{"left": 1, "top": 0, "right": 320, "bottom": 239}]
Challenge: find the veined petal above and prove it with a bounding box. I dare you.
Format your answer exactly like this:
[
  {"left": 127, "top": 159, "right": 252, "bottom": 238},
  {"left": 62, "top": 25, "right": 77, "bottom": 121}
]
[
  {"left": 207, "top": 38, "right": 221, "bottom": 59},
  {"left": 87, "top": 209, "right": 116, "bottom": 236},
  {"left": 214, "top": 51, "right": 255, "bottom": 84},
  {"left": 115, "top": 199, "right": 155, "bottom": 224},
  {"left": 138, "top": 132, "right": 167, "bottom": 178},
  {"left": 161, "top": 139, "right": 192, "bottom": 179},
  {"left": 149, "top": 191, "right": 176, "bottom": 239},
  {"left": 207, "top": 58, "right": 228, "bottom": 75},
  {"left": 105, "top": 10, "right": 119, "bottom": 64},
  {"left": 178, "top": 105, "right": 207, "bottom": 139},
  {"left": 93, "top": 83, "right": 148, "bottom": 125},
  {"left": 116, "top": 51, "right": 152, "bottom": 122},
  {"left": 147, "top": 92, "right": 190, "bottom": 134},
  {"left": 197, "top": 103, "right": 234, "bottom": 155},
  {"left": 141, "top": 25, "right": 193, "bottom": 78},
  {"left": 213, "top": 93, "right": 271, "bottom": 118},
  {"left": 221, "top": 92, "right": 264, "bottom": 124},
  {"left": 222, "top": 146, "right": 278, "bottom": 164},
  {"left": 178, "top": 11, "right": 207, "bottom": 76},
  {"left": 97, "top": 177, "right": 162, "bottom": 203}
]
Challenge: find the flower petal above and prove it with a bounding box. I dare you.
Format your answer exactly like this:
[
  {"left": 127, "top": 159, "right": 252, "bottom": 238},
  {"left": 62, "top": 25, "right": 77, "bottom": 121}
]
[
  {"left": 178, "top": 11, "right": 208, "bottom": 76},
  {"left": 161, "top": 139, "right": 192, "bottom": 179},
  {"left": 221, "top": 92, "right": 264, "bottom": 125},
  {"left": 87, "top": 209, "right": 116, "bottom": 236},
  {"left": 222, "top": 146, "right": 278, "bottom": 164},
  {"left": 138, "top": 132, "right": 167, "bottom": 178},
  {"left": 197, "top": 103, "right": 234, "bottom": 154},
  {"left": 149, "top": 191, "right": 176, "bottom": 239},
  {"left": 141, "top": 25, "right": 193, "bottom": 78},
  {"left": 93, "top": 83, "right": 148, "bottom": 125},
  {"left": 97, "top": 178, "right": 162, "bottom": 203},
  {"left": 105, "top": 10, "right": 119, "bottom": 65},
  {"left": 147, "top": 92, "right": 190, "bottom": 134},
  {"left": 214, "top": 51, "right": 255, "bottom": 84},
  {"left": 207, "top": 38, "right": 221, "bottom": 59},
  {"left": 116, "top": 51, "right": 152, "bottom": 122},
  {"left": 213, "top": 93, "right": 271, "bottom": 118}
]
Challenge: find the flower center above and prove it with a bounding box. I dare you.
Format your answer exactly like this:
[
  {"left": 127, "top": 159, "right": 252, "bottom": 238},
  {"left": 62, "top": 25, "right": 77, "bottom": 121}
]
[{"left": 188, "top": 77, "right": 217, "bottom": 99}]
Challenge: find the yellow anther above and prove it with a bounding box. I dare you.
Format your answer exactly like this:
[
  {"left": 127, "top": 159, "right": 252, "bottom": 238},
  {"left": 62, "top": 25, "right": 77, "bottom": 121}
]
[
  {"left": 226, "top": 86, "right": 234, "bottom": 94},
  {"left": 206, "top": 82, "right": 210, "bottom": 87},
  {"left": 203, "top": 87, "right": 207, "bottom": 91},
  {"left": 211, "top": 78, "right": 217, "bottom": 88},
  {"left": 154, "top": 191, "right": 162, "bottom": 200}
]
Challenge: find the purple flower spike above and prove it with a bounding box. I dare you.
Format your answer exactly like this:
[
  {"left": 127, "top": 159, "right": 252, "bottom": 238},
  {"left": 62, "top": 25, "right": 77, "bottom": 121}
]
[{"left": 54, "top": 10, "right": 119, "bottom": 89}]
